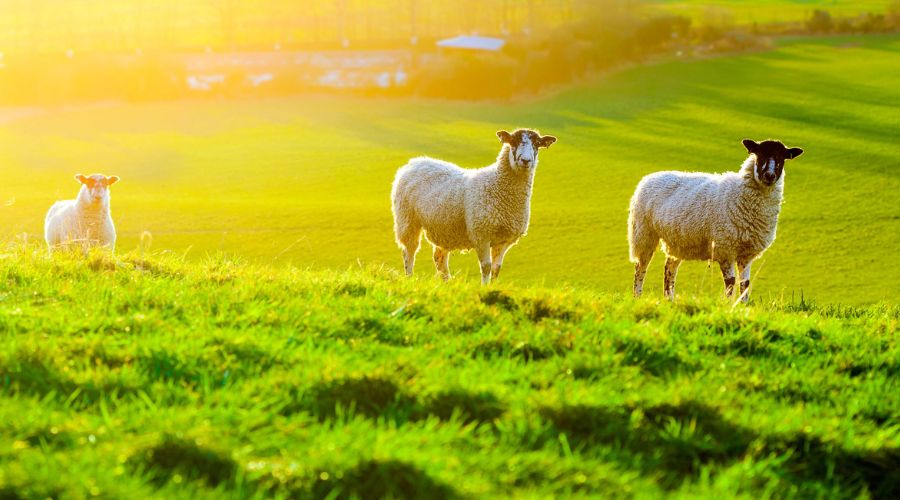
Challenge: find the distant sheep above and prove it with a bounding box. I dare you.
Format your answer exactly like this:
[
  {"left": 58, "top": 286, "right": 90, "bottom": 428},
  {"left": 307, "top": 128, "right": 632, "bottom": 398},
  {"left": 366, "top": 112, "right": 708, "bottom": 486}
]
[
  {"left": 391, "top": 128, "right": 557, "bottom": 284},
  {"left": 45, "top": 173, "right": 120, "bottom": 255},
  {"left": 628, "top": 139, "right": 803, "bottom": 302}
]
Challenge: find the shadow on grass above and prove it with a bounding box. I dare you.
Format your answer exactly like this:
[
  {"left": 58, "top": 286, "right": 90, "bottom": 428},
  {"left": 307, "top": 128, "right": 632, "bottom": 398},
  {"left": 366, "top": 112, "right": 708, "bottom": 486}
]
[
  {"left": 614, "top": 338, "right": 698, "bottom": 377},
  {"left": 282, "top": 376, "right": 415, "bottom": 421},
  {"left": 130, "top": 435, "right": 238, "bottom": 488},
  {"left": 0, "top": 351, "right": 139, "bottom": 408},
  {"left": 768, "top": 434, "right": 900, "bottom": 499},
  {"left": 280, "top": 376, "right": 505, "bottom": 425},
  {"left": 312, "top": 459, "right": 458, "bottom": 500},
  {"left": 540, "top": 400, "right": 900, "bottom": 495},
  {"left": 480, "top": 291, "right": 577, "bottom": 323},
  {"left": 541, "top": 400, "right": 755, "bottom": 487},
  {"left": 0, "top": 486, "right": 64, "bottom": 500},
  {"left": 417, "top": 390, "right": 505, "bottom": 425},
  {"left": 24, "top": 427, "right": 75, "bottom": 450},
  {"left": 472, "top": 340, "right": 561, "bottom": 362}
]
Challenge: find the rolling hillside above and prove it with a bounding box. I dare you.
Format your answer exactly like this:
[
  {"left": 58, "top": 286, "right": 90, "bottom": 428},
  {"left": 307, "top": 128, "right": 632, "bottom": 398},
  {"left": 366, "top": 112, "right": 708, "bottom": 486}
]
[
  {"left": 0, "top": 250, "right": 897, "bottom": 497},
  {"left": 1, "top": 35, "right": 898, "bottom": 305}
]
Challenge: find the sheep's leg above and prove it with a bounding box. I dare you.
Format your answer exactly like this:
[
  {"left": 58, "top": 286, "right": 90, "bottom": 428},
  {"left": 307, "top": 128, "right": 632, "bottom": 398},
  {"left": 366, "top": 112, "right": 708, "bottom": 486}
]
[
  {"left": 633, "top": 261, "right": 649, "bottom": 297},
  {"left": 719, "top": 261, "right": 736, "bottom": 298},
  {"left": 490, "top": 244, "right": 512, "bottom": 281},
  {"left": 632, "top": 250, "right": 654, "bottom": 298},
  {"left": 664, "top": 256, "right": 682, "bottom": 301},
  {"left": 475, "top": 244, "right": 492, "bottom": 285},
  {"left": 737, "top": 260, "right": 752, "bottom": 303},
  {"left": 397, "top": 229, "right": 422, "bottom": 277},
  {"left": 433, "top": 246, "right": 450, "bottom": 281}
]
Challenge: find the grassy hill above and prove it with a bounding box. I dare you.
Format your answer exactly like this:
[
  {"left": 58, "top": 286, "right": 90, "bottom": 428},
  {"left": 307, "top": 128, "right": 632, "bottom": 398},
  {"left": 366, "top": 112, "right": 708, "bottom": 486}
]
[
  {"left": 2, "top": 35, "right": 898, "bottom": 305},
  {"left": 0, "top": 249, "right": 897, "bottom": 497},
  {"left": 649, "top": 0, "right": 897, "bottom": 24}
]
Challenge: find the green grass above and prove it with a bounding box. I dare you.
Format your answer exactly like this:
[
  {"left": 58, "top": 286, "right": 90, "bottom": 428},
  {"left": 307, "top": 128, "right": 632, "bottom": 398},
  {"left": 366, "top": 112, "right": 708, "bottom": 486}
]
[
  {"left": 0, "top": 248, "right": 897, "bottom": 498},
  {"left": 1, "top": 35, "right": 898, "bottom": 307},
  {"left": 648, "top": 0, "right": 897, "bottom": 24}
]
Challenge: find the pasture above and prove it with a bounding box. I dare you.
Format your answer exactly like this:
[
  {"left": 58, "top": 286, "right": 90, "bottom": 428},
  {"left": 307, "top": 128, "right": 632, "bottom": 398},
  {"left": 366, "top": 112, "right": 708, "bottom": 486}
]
[
  {"left": 650, "top": 0, "right": 896, "bottom": 24},
  {"left": 0, "top": 252, "right": 897, "bottom": 497},
  {"left": 2, "top": 35, "right": 898, "bottom": 305},
  {"left": 1, "top": 28, "right": 900, "bottom": 498}
]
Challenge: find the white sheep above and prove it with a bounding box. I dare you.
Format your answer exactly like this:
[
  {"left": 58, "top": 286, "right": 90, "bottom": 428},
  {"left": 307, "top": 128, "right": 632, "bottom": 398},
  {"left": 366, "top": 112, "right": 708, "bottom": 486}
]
[
  {"left": 391, "top": 128, "right": 557, "bottom": 284},
  {"left": 628, "top": 139, "right": 803, "bottom": 302},
  {"left": 45, "top": 173, "right": 121, "bottom": 255}
]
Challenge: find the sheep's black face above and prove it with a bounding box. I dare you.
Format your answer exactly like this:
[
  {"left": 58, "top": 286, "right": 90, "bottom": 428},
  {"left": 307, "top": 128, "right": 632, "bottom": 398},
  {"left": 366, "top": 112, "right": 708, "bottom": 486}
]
[
  {"left": 742, "top": 139, "right": 803, "bottom": 186},
  {"left": 497, "top": 129, "right": 557, "bottom": 171}
]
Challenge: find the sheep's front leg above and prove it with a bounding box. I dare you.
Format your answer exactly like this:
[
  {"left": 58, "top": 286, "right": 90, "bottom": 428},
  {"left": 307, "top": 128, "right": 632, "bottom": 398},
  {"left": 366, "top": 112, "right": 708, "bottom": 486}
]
[
  {"left": 433, "top": 246, "right": 451, "bottom": 282},
  {"left": 475, "top": 244, "right": 492, "bottom": 285},
  {"left": 719, "top": 261, "right": 736, "bottom": 298},
  {"left": 664, "top": 256, "right": 682, "bottom": 301},
  {"left": 490, "top": 244, "right": 512, "bottom": 281},
  {"left": 737, "top": 260, "right": 752, "bottom": 303}
]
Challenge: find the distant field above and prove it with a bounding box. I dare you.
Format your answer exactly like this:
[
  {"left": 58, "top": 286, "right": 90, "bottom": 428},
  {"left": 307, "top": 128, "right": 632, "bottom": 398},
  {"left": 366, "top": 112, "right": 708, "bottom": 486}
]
[
  {"left": 648, "top": 0, "right": 896, "bottom": 24},
  {"left": 1, "top": 35, "right": 899, "bottom": 305},
  {"left": 1, "top": 252, "right": 897, "bottom": 497}
]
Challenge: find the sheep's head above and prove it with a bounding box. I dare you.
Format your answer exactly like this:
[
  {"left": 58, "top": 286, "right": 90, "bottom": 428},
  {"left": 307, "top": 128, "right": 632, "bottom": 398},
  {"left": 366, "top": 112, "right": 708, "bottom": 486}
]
[
  {"left": 497, "top": 129, "right": 556, "bottom": 172},
  {"left": 742, "top": 139, "right": 803, "bottom": 187},
  {"left": 76, "top": 173, "right": 120, "bottom": 207}
]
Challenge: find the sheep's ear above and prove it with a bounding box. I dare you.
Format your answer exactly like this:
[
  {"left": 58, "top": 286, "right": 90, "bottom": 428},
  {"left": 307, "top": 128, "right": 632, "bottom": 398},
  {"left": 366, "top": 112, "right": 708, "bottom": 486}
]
[
  {"left": 106, "top": 176, "right": 120, "bottom": 186},
  {"left": 742, "top": 139, "right": 759, "bottom": 154},
  {"left": 75, "top": 174, "right": 89, "bottom": 184},
  {"left": 786, "top": 147, "right": 804, "bottom": 159},
  {"left": 538, "top": 135, "right": 557, "bottom": 149},
  {"left": 497, "top": 130, "right": 513, "bottom": 144}
]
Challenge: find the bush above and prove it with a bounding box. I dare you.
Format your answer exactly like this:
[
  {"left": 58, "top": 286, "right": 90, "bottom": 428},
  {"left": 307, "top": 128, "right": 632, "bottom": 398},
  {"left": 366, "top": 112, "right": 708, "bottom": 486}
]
[{"left": 807, "top": 10, "right": 834, "bottom": 33}]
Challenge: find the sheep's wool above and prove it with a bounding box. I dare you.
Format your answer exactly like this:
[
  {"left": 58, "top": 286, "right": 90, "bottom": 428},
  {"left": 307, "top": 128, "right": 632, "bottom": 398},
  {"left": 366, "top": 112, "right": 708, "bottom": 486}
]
[
  {"left": 391, "top": 129, "right": 554, "bottom": 284},
  {"left": 628, "top": 152, "right": 790, "bottom": 302},
  {"left": 45, "top": 174, "right": 118, "bottom": 254}
]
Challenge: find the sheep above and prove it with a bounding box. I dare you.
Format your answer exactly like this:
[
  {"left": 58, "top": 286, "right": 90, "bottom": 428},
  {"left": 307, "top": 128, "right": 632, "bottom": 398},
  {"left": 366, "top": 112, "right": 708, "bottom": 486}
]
[
  {"left": 628, "top": 139, "right": 803, "bottom": 302},
  {"left": 391, "top": 128, "right": 557, "bottom": 284},
  {"left": 45, "top": 173, "right": 120, "bottom": 255}
]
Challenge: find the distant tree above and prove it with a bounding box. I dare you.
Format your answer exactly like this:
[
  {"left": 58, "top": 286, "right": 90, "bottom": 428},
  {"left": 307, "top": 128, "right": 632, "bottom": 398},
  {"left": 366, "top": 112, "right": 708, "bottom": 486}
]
[
  {"left": 806, "top": 9, "right": 833, "bottom": 34},
  {"left": 890, "top": 1, "right": 900, "bottom": 27}
]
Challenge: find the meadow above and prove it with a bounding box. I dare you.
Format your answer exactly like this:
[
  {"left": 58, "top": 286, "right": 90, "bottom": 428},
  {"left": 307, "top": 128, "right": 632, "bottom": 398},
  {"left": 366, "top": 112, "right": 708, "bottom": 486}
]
[
  {"left": 651, "top": 0, "right": 897, "bottom": 24},
  {"left": 1, "top": 35, "right": 898, "bottom": 305},
  {"left": 0, "top": 251, "right": 897, "bottom": 498},
  {"left": 1, "top": 26, "right": 900, "bottom": 498}
]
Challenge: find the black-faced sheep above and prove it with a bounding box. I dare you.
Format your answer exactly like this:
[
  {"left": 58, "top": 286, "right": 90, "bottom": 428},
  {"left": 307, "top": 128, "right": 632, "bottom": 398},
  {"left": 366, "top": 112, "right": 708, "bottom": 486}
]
[{"left": 628, "top": 139, "right": 803, "bottom": 302}]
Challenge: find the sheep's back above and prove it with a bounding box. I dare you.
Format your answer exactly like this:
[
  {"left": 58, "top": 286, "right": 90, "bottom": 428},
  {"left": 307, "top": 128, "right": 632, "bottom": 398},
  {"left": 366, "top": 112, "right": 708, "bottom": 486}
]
[
  {"left": 393, "top": 157, "right": 472, "bottom": 249},
  {"left": 633, "top": 171, "right": 727, "bottom": 260}
]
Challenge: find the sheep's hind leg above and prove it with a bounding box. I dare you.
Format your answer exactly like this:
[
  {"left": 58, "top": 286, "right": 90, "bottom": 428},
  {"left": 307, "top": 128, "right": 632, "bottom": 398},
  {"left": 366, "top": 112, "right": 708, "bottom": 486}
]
[
  {"left": 719, "top": 261, "right": 736, "bottom": 298},
  {"left": 398, "top": 228, "right": 422, "bottom": 277},
  {"left": 664, "top": 256, "right": 682, "bottom": 301},
  {"left": 737, "top": 259, "right": 752, "bottom": 303},
  {"left": 632, "top": 247, "right": 655, "bottom": 298},
  {"left": 630, "top": 232, "right": 656, "bottom": 298},
  {"left": 475, "top": 243, "right": 492, "bottom": 285},
  {"left": 433, "top": 246, "right": 450, "bottom": 281},
  {"left": 490, "top": 244, "right": 513, "bottom": 281}
]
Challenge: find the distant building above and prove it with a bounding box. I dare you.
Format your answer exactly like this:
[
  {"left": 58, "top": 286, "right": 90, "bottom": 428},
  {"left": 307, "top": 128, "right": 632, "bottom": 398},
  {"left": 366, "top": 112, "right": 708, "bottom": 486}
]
[
  {"left": 177, "top": 50, "right": 416, "bottom": 91},
  {"left": 436, "top": 35, "right": 506, "bottom": 52}
]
